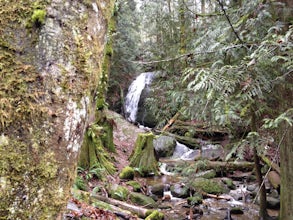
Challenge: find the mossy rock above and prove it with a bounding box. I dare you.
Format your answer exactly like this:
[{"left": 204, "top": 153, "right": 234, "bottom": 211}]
[
  {"left": 126, "top": 181, "right": 141, "bottom": 192},
  {"left": 145, "top": 210, "right": 164, "bottom": 220},
  {"left": 110, "top": 185, "right": 129, "bottom": 201},
  {"left": 119, "top": 166, "right": 135, "bottom": 180},
  {"left": 189, "top": 178, "right": 226, "bottom": 195},
  {"left": 187, "top": 194, "right": 203, "bottom": 206},
  {"left": 195, "top": 170, "right": 216, "bottom": 179},
  {"left": 129, "top": 192, "right": 156, "bottom": 208},
  {"left": 222, "top": 178, "right": 236, "bottom": 189}
]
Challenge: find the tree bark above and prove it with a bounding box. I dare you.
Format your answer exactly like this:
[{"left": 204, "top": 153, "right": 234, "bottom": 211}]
[{"left": 0, "top": 0, "right": 114, "bottom": 219}]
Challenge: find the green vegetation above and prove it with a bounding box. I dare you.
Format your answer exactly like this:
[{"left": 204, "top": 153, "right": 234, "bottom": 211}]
[
  {"left": 145, "top": 210, "right": 164, "bottom": 220},
  {"left": 31, "top": 9, "right": 46, "bottom": 26},
  {"left": 119, "top": 166, "right": 135, "bottom": 180}
]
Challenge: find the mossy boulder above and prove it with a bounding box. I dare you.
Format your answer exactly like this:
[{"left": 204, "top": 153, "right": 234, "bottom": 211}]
[
  {"left": 195, "top": 170, "right": 216, "bottom": 179},
  {"left": 170, "top": 183, "right": 190, "bottom": 198},
  {"left": 149, "top": 183, "right": 166, "bottom": 197},
  {"left": 145, "top": 210, "right": 164, "bottom": 220},
  {"left": 129, "top": 192, "right": 156, "bottom": 208},
  {"left": 126, "top": 181, "right": 141, "bottom": 192},
  {"left": 222, "top": 178, "right": 236, "bottom": 189},
  {"left": 153, "top": 135, "right": 176, "bottom": 158},
  {"left": 189, "top": 178, "right": 226, "bottom": 195},
  {"left": 119, "top": 166, "right": 135, "bottom": 180}
]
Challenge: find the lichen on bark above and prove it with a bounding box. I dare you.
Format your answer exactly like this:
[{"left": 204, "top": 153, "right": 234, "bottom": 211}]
[{"left": 0, "top": 0, "right": 115, "bottom": 218}]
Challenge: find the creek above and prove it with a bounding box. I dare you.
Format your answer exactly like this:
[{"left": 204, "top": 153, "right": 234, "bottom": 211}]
[
  {"left": 124, "top": 73, "right": 279, "bottom": 220},
  {"left": 138, "top": 141, "right": 279, "bottom": 220}
]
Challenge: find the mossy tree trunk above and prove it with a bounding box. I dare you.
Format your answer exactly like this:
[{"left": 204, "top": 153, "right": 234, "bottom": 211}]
[
  {"left": 129, "top": 132, "right": 159, "bottom": 176},
  {"left": 279, "top": 75, "right": 293, "bottom": 219},
  {"left": 0, "top": 0, "right": 114, "bottom": 219}
]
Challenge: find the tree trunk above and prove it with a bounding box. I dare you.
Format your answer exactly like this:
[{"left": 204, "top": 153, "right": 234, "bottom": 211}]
[
  {"left": 0, "top": 0, "right": 114, "bottom": 219},
  {"left": 279, "top": 74, "right": 293, "bottom": 219}
]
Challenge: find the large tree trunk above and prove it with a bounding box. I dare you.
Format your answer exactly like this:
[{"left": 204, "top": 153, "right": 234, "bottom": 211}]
[{"left": 0, "top": 0, "right": 114, "bottom": 219}]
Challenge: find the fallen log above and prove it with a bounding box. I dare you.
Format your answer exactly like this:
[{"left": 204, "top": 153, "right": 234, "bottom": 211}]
[
  {"left": 205, "top": 161, "right": 254, "bottom": 172},
  {"left": 161, "top": 131, "right": 201, "bottom": 148},
  {"left": 91, "top": 194, "right": 151, "bottom": 218}
]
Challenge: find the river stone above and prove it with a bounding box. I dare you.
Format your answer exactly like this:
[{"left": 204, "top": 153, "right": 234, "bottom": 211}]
[
  {"left": 201, "top": 144, "right": 225, "bottom": 160},
  {"left": 190, "top": 178, "right": 225, "bottom": 194},
  {"left": 153, "top": 135, "right": 176, "bottom": 157},
  {"left": 267, "top": 171, "right": 280, "bottom": 189},
  {"left": 170, "top": 183, "right": 190, "bottom": 198},
  {"left": 149, "top": 183, "right": 165, "bottom": 197},
  {"left": 266, "top": 196, "right": 280, "bottom": 209}
]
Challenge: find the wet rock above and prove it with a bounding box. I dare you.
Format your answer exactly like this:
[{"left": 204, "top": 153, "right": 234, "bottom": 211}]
[
  {"left": 230, "top": 207, "right": 244, "bottom": 214},
  {"left": 149, "top": 183, "right": 166, "bottom": 197},
  {"left": 201, "top": 144, "right": 225, "bottom": 161},
  {"left": 170, "top": 183, "right": 190, "bottom": 198},
  {"left": 153, "top": 135, "right": 176, "bottom": 157},
  {"left": 267, "top": 196, "right": 280, "bottom": 209},
  {"left": 247, "top": 183, "right": 258, "bottom": 192}
]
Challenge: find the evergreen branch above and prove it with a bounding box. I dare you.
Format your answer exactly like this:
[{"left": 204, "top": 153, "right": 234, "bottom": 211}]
[{"left": 216, "top": 0, "right": 244, "bottom": 44}]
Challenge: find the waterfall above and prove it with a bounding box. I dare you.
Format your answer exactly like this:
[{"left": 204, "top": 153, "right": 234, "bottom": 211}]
[
  {"left": 124, "top": 72, "right": 154, "bottom": 123},
  {"left": 172, "top": 141, "right": 200, "bottom": 161}
]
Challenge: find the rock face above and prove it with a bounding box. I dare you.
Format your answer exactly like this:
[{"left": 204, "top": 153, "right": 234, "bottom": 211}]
[{"left": 0, "top": 0, "right": 114, "bottom": 219}]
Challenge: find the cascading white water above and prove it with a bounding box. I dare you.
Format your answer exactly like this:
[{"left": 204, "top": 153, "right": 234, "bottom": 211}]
[
  {"left": 124, "top": 72, "right": 154, "bottom": 122},
  {"left": 172, "top": 141, "right": 200, "bottom": 160}
]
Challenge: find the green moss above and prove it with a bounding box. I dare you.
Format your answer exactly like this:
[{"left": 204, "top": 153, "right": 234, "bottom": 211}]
[
  {"left": 145, "top": 210, "right": 164, "bottom": 220},
  {"left": 119, "top": 166, "right": 135, "bottom": 180},
  {"left": 110, "top": 186, "right": 129, "bottom": 201},
  {"left": 126, "top": 181, "right": 141, "bottom": 192},
  {"left": 129, "top": 133, "right": 159, "bottom": 176},
  {"left": 189, "top": 178, "right": 225, "bottom": 195},
  {"left": 31, "top": 9, "right": 46, "bottom": 26},
  {"left": 129, "top": 192, "right": 156, "bottom": 208},
  {"left": 187, "top": 194, "right": 203, "bottom": 206}
]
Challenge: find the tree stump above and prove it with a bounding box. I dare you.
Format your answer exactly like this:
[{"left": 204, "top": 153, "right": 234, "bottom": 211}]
[{"left": 129, "top": 132, "right": 159, "bottom": 176}]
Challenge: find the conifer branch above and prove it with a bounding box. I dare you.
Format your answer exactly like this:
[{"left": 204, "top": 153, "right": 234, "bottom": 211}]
[{"left": 216, "top": 0, "right": 244, "bottom": 44}]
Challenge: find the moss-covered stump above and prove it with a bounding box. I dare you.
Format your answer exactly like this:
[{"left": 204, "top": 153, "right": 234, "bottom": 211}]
[
  {"left": 129, "top": 192, "right": 156, "bottom": 208},
  {"left": 0, "top": 0, "right": 115, "bottom": 218},
  {"left": 129, "top": 132, "right": 159, "bottom": 176},
  {"left": 119, "top": 166, "right": 135, "bottom": 180}
]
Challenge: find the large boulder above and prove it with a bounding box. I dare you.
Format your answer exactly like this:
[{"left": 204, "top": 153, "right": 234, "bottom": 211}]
[{"left": 153, "top": 135, "right": 176, "bottom": 158}]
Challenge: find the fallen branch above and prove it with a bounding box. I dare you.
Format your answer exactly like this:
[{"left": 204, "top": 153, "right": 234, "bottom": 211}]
[
  {"left": 91, "top": 194, "right": 150, "bottom": 218},
  {"left": 162, "top": 112, "right": 181, "bottom": 132},
  {"left": 203, "top": 193, "right": 231, "bottom": 201}
]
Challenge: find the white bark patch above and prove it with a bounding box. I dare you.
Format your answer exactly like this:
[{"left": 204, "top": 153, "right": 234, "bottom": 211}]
[{"left": 63, "top": 97, "right": 89, "bottom": 153}]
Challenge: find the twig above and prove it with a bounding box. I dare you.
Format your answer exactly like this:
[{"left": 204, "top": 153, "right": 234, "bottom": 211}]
[{"left": 216, "top": 0, "right": 244, "bottom": 44}]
